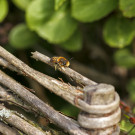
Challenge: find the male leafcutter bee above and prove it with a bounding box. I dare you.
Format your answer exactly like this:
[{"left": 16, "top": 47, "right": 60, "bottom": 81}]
[{"left": 50, "top": 56, "right": 70, "bottom": 70}]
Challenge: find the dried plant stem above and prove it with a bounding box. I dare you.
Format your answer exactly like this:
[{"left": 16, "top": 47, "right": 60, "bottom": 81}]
[
  {"left": 0, "top": 46, "right": 120, "bottom": 135},
  {"left": 0, "top": 85, "right": 39, "bottom": 113},
  {"left": 31, "top": 51, "right": 97, "bottom": 86},
  {"left": 0, "top": 46, "right": 83, "bottom": 97},
  {"left": 0, "top": 46, "right": 119, "bottom": 114},
  {"left": 0, "top": 121, "right": 20, "bottom": 135},
  {"left": 0, "top": 56, "right": 49, "bottom": 103},
  {"left": 0, "top": 70, "right": 88, "bottom": 135},
  {"left": 0, "top": 85, "right": 67, "bottom": 135},
  {"left": 0, "top": 46, "right": 93, "bottom": 113},
  {"left": 0, "top": 105, "right": 49, "bottom": 135},
  {"left": 0, "top": 56, "right": 21, "bottom": 73}
]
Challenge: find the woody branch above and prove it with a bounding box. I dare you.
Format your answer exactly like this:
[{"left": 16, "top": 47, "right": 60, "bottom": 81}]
[{"left": 0, "top": 46, "right": 121, "bottom": 135}]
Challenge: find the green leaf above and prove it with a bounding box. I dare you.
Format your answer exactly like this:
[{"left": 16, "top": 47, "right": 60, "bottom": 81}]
[
  {"left": 127, "top": 79, "right": 135, "bottom": 103},
  {"left": 59, "top": 30, "right": 82, "bottom": 51},
  {"left": 114, "top": 49, "right": 135, "bottom": 68},
  {"left": 12, "top": 0, "right": 32, "bottom": 10},
  {"left": 0, "top": 0, "right": 8, "bottom": 22},
  {"left": 26, "top": 0, "right": 54, "bottom": 30},
  {"left": 36, "top": 2, "right": 78, "bottom": 43},
  {"left": 120, "top": 120, "right": 129, "bottom": 132},
  {"left": 9, "top": 24, "right": 39, "bottom": 49},
  {"left": 26, "top": 0, "right": 78, "bottom": 43},
  {"left": 120, "top": 0, "right": 135, "bottom": 18},
  {"left": 120, "top": 120, "right": 135, "bottom": 134},
  {"left": 71, "top": 0, "right": 118, "bottom": 22},
  {"left": 103, "top": 16, "right": 135, "bottom": 48},
  {"left": 55, "top": 0, "right": 66, "bottom": 10}
]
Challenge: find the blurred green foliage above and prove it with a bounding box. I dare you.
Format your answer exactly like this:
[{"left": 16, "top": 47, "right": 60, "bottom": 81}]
[
  {"left": 120, "top": 120, "right": 135, "bottom": 135},
  {"left": 127, "top": 79, "right": 135, "bottom": 102},
  {"left": 114, "top": 49, "right": 135, "bottom": 68},
  {"left": 1, "top": 0, "right": 135, "bottom": 51},
  {"left": 55, "top": 0, "right": 66, "bottom": 10},
  {"left": 9, "top": 23, "right": 39, "bottom": 49},
  {"left": 0, "top": 0, "right": 8, "bottom": 22},
  {"left": 103, "top": 16, "right": 135, "bottom": 48},
  {"left": 2, "top": 0, "right": 135, "bottom": 133},
  {"left": 12, "top": 0, "right": 32, "bottom": 10},
  {"left": 119, "top": 0, "right": 135, "bottom": 18},
  {"left": 71, "top": 0, "right": 118, "bottom": 22}
]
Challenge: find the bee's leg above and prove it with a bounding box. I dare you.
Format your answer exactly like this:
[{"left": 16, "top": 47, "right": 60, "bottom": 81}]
[
  {"left": 61, "top": 66, "right": 65, "bottom": 71},
  {"left": 54, "top": 65, "right": 57, "bottom": 71}
]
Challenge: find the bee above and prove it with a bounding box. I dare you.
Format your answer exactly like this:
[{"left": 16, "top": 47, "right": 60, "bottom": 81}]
[{"left": 50, "top": 56, "right": 70, "bottom": 70}]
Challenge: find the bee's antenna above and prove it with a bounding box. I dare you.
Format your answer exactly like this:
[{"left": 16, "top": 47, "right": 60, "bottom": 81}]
[{"left": 69, "top": 57, "right": 73, "bottom": 61}]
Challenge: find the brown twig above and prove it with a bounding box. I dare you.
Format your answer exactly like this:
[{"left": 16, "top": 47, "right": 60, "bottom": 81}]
[
  {"left": 0, "top": 86, "right": 67, "bottom": 135},
  {"left": 0, "top": 46, "right": 120, "bottom": 135},
  {"left": 0, "top": 104, "right": 50, "bottom": 135},
  {"left": 0, "top": 47, "right": 83, "bottom": 95},
  {"left": 0, "top": 46, "right": 119, "bottom": 114},
  {"left": 31, "top": 51, "right": 97, "bottom": 86},
  {"left": 0, "top": 57, "right": 84, "bottom": 109},
  {"left": 0, "top": 55, "right": 49, "bottom": 103},
  {"left": 0, "top": 85, "right": 39, "bottom": 113},
  {"left": 0, "top": 47, "right": 84, "bottom": 108},
  {"left": 0, "top": 70, "right": 88, "bottom": 135},
  {"left": 0, "top": 121, "right": 20, "bottom": 135},
  {"left": 0, "top": 56, "right": 22, "bottom": 74},
  {"left": 71, "top": 60, "right": 117, "bottom": 85}
]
